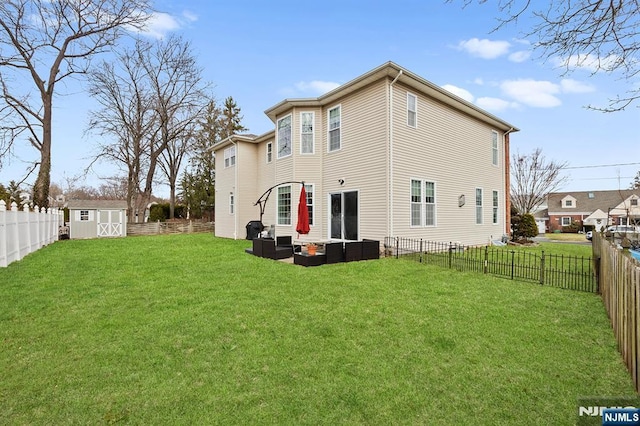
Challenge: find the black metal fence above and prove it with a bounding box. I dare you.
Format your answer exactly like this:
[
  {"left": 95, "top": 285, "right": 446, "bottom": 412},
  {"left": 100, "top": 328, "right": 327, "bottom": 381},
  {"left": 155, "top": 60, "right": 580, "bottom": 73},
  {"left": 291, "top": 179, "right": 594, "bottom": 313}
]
[{"left": 384, "top": 237, "right": 598, "bottom": 293}]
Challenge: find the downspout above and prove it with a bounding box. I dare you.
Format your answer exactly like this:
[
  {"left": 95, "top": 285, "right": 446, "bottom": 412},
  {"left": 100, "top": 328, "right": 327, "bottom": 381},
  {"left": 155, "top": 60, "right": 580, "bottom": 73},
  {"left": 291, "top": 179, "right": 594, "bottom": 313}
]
[
  {"left": 388, "top": 69, "right": 403, "bottom": 239},
  {"left": 503, "top": 127, "right": 514, "bottom": 238},
  {"left": 232, "top": 138, "right": 238, "bottom": 239}
]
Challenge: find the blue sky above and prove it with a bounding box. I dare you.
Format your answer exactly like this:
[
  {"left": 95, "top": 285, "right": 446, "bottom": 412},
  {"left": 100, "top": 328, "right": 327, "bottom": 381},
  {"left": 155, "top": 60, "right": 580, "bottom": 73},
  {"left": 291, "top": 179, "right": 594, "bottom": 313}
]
[{"left": 2, "top": 0, "right": 639, "bottom": 198}]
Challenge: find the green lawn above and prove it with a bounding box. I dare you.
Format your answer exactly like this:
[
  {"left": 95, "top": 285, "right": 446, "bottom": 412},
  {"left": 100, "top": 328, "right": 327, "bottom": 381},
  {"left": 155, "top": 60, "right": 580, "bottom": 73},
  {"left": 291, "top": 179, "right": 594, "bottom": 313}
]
[{"left": 0, "top": 234, "right": 636, "bottom": 425}]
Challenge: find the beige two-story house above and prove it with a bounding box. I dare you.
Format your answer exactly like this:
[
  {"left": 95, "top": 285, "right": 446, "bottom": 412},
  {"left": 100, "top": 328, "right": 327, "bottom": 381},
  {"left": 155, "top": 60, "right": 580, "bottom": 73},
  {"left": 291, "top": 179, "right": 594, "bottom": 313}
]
[{"left": 213, "top": 62, "right": 518, "bottom": 246}]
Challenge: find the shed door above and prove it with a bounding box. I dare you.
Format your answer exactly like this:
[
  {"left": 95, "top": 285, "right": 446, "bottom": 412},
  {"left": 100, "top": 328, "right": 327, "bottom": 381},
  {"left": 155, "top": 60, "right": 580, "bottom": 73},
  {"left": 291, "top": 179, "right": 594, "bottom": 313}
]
[{"left": 97, "top": 210, "right": 123, "bottom": 237}]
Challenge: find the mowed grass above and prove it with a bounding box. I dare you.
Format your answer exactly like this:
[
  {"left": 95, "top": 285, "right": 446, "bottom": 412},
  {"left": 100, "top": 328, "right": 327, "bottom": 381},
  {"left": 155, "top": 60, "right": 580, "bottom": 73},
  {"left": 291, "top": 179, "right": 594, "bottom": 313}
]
[{"left": 0, "top": 234, "right": 636, "bottom": 425}]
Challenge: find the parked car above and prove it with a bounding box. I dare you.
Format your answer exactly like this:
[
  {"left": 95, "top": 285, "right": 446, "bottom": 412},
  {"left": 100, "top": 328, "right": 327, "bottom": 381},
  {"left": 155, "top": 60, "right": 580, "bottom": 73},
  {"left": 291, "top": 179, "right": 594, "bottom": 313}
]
[{"left": 606, "top": 225, "right": 639, "bottom": 234}]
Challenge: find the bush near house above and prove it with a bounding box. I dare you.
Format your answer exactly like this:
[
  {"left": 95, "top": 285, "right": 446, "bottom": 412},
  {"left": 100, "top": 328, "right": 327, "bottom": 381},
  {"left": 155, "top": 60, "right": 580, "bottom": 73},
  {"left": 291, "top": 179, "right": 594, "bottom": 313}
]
[
  {"left": 511, "top": 212, "right": 538, "bottom": 242},
  {"left": 148, "top": 203, "right": 187, "bottom": 222}
]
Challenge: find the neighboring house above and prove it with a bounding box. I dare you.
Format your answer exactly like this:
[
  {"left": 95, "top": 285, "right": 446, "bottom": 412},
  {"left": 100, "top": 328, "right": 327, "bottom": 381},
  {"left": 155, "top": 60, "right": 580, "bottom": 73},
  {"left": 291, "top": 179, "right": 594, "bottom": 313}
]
[
  {"left": 212, "top": 62, "right": 519, "bottom": 246},
  {"left": 67, "top": 200, "right": 128, "bottom": 239},
  {"left": 546, "top": 190, "right": 640, "bottom": 232}
]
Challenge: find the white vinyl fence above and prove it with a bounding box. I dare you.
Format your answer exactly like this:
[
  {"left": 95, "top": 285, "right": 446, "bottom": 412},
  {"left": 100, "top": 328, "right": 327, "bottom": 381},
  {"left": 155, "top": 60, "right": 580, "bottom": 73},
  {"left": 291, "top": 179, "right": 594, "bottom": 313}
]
[{"left": 0, "top": 200, "right": 63, "bottom": 267}]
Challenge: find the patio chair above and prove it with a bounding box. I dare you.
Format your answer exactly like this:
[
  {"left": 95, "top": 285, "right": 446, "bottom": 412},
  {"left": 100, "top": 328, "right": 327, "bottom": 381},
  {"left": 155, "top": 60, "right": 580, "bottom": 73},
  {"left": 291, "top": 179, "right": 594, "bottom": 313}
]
[{"left": 325, "top": 242, "right": 345, "bottom": 264}]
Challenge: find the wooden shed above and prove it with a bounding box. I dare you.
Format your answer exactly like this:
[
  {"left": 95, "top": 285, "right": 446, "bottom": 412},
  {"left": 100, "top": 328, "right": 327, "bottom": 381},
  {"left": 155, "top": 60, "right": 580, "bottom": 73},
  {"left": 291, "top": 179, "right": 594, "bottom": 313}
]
[{"left": 67, "top": 200, "right": 128, "bottom": 239}]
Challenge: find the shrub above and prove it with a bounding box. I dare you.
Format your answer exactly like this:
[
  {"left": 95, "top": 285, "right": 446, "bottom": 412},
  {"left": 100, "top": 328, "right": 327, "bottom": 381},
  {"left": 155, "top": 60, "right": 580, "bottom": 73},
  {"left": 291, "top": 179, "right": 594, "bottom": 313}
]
[{"left": 512, "top": 212, "right": 538, "bottom": 241}]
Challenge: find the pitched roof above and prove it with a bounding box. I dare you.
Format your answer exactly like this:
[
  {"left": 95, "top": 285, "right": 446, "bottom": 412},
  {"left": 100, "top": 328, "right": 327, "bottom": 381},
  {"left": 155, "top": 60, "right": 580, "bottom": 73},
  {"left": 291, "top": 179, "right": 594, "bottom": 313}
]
[
  {"left": 547, "top": 190, "right": 640, "bottom": 213},
  {"left": 67, "top": 199, "right": 128, "bottom": 210}
]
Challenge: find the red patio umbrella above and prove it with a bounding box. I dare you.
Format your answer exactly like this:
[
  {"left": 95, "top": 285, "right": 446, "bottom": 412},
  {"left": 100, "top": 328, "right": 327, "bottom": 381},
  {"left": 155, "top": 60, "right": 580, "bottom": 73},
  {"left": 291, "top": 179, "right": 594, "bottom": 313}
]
[{"left": 296, "top": 185, "right": 310, "bottom": 236}]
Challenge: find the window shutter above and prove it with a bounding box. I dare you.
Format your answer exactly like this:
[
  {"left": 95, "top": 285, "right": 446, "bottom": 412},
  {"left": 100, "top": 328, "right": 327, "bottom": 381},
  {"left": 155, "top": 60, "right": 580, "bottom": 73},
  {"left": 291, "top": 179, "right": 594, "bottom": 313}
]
[{"left": 74, "top": 210, "right": 80, "bottom": 221}]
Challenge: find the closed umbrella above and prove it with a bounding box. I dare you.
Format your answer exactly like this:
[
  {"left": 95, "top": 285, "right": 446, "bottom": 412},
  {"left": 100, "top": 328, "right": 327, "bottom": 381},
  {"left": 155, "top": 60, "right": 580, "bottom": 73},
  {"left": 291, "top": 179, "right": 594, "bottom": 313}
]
[{"left": 296, "top": 185, "right": 310, "bottom": 236}]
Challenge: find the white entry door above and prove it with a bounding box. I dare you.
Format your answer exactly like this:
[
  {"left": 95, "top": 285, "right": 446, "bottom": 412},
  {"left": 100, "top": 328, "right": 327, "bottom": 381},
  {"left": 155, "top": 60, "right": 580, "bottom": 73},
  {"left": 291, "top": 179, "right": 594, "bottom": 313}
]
[{"left": 97, "top": 210, "right": 123, "bottom": 237}]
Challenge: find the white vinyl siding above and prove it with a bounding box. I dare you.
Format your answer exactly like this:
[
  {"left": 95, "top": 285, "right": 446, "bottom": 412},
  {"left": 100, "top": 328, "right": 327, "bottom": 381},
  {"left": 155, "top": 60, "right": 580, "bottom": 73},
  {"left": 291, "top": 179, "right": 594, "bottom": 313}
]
[
  {"left": 277, "top": 115, "right": 292, "bottom": 158},
  {"left": 492, "top": 190, "right": 499, "bottom": 224},
  {"left": 328, "top": 105, "right": 341, "bottom": 151},
  {"left": 476, "top": 188, "right": 483, "bottom": 225},
  {"left": 224, "top": 146, "right": 236, "bottom": 168},
  {"left": 304, "top": 183, "right": 314, "bottom": 226},
  {"left": 407, "top": 92, "right": 417, "bottom": 127},
  {"left": 277, "top": 185, "right": 292, "bottom": 225},
  {"left": 410, "top": 179, "right": 436, "bottom": 227},
  {"left": 301, "top": 112, "right": 314, "bottom": 154},
  {"left": 491, "top": 130, "right": 499, "bottom": 166}
]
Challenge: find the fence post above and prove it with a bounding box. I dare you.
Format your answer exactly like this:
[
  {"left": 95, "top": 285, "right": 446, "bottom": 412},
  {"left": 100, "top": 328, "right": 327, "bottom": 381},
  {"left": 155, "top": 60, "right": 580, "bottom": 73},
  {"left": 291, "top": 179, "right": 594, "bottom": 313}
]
[
  {"left": 419, "top": 239, "right": 423, "bottom": 263},
  {"left": 510, "top": 250, "right": 515, "bottom": 280},
  {"left": 484, "top": 246, "right": 488, "bottom": 274},
  {"left": 395, "top": 237, "right": 399, "bottom": 259},
  {"left": 448, "top": 243, "right": 453, "bottom": 269},
  {"left": 0, "top": 201, "right": 6, "bottom": 267},
  {"left": 540, "top": 250, "right": 545, "bottom": 285}
]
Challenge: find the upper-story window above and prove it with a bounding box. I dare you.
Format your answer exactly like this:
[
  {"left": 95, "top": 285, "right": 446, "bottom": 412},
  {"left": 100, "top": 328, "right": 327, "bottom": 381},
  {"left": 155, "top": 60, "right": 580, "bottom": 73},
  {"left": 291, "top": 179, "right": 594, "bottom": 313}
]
[
  {"left": 632, "top": 198, "right": 639, "bottom": 207},
  {"left": 266, "top": 142, "right": 273, "bottom": 163},
  {"left": 407, "top": 93, "right": 417, "bottom": 127},
  {"left": 224, "top": 146, "right": 236, "bottom": 168},
  {"left": 491, "top": 131, "right": 499, "bottom": 166},
  {"left": 328, "top": 105, "right": 341, "bottom": 152},
  {"left": 562, "top": 196, "right": 576, "bottom": 208},
  {"left": 277, "top": 115, "right": 292, "bottom": 158},
  {"left": 301, "top": 112, "right": 314, "bottom": 154}
]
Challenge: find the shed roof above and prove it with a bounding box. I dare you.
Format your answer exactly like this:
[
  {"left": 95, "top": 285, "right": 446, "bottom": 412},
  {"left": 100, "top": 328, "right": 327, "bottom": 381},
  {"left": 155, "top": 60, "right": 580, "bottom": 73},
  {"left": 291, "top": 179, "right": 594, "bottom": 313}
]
[{"left": 67, "top": 200, "right": 128, "bottom": 210}]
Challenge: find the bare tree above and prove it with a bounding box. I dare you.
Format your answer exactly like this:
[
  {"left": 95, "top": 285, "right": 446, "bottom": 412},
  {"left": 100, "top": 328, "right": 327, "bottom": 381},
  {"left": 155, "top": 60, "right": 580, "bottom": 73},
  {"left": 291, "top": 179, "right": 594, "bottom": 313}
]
[
  {"left": 87, "top": 38, "right": 157, "bottom": 221},
  {"left": 450, "top": 0, "right": 640, "bottom": 111},
  {"left": 511, "top": 148, "right": 568, "bottom": 214},
  {"left": 0, "top": 0, "right": 153, "bottom": 208},
  {"left": 148, "top": 35, "right": 211, "bottom": 219}
]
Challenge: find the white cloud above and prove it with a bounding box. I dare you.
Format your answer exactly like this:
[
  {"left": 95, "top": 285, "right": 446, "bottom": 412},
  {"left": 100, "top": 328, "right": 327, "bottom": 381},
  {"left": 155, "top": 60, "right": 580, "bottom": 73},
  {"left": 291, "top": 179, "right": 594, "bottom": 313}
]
[
  {"left": 138, "top": 12, "right": 181, "bottom": 39},
  {"left": 458, "top": 38, "right": 511, "bottom": 59},
  {"left": 560, "top": 79, "right": 595, "bottom": 94},
  {"left": 508, "top": 50, "right": 530, "bottom": 63},
  {"left": 476, "top": 97, "right": 518, "bottom": 112},
  {"left": 441, "top": 84, "right": 474, "bottom": 102},
  {"left": 182, "top": 10, "right": 198, "bottom": 22},
  {"left": 294, "top": 80, "right": 341, "bottom": 94},
  {"left": 473, "top": 78, "right": 485, "bottom": 86},
  {"left": 500, "top": 79, "right": 562, "bottom": 108}
]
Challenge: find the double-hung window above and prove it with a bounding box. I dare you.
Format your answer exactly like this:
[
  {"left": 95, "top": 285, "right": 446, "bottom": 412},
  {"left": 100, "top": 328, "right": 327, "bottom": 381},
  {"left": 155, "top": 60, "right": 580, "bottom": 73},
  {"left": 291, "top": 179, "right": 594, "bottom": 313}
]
[
  {"left": 224, "top": 146, "right": 236, "bottom": 168},
  {"left": 301, "top": 112, "right": 314, "bottom": 154},
  {"left": 266, "top": 142, "right": 273, "bottom": 163},
  {"left": 80, "top": 210, "right": 90, "bottom": 221},
  {"left": 410, "top": 179, "right": 436, "bottom": 227},
  {"left": 304, "top": 184, "right": 314, "bottom": 226},
  {"left": 277, "top": 185, "right": 292, "bottom": 225},
  {"left": 492, "top": 190, "right": 499, "bottom": 224},
  {"left": 277, "top": 115, "right": 292, "bottom": 158},
  {"left": 476, "top": 188, "right": 483, "bottom": 224},
  {"left": 328, "top": 106, "right": 341, "bottom": 151},
  {"left": 407, "top": 93, "right": 417, "bottom": 127},
  {"left": 491, "top": 131, "right": 499, "bottom": 166}
]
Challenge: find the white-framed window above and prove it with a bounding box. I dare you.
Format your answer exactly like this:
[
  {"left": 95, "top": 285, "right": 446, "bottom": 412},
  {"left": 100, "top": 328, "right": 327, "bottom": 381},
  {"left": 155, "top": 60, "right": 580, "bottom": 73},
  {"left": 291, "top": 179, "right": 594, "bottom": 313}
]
[
  {"left": 491, "top": 131, "right": 499, "bottom": 166},
  {"left": 80, "top": 210, "right": 89, "bottom": 221},
  {"left": 277, "top": 115, "right": 292, "bottom": 159},
  {"left": 266, "top": 142, "right": 273, "bottom": 163},
  {"left": 304, "top": 183, "right": 314, "bottom": 226},
  {"left": 476, "top": 188, "right": 483, "bottom": 225},
  {"left": 631, "top": 198, "right": 638, "bottom": 206},
  {"left": 300, "top": 112, "right": 314, "bottom": 154},
  {"left": 492, "top": 190, "right": 499, "bottom": 225},
  {"left": 224, "top": 146, "right": 236, "bottom": 168},
  {"left": 277, "top": 185, "right": 292, "bottom": 225},
  {"left": 565, "top": 199, "right": 572, "bottom": 207},
  {"left": 328, "top": 105, "right": 341, "bottom": 152},
  {"left": 229, "top": 193, "right": 234, "bottom": 214},
  {"left": 410, "top": 179, "right": 436, "bottom": 227},
  {"left": 407, "top": 92, "right": 417, "bottom": 127},
  {"left": 561, "top": 217, "right": 571, "bottom": 226}
]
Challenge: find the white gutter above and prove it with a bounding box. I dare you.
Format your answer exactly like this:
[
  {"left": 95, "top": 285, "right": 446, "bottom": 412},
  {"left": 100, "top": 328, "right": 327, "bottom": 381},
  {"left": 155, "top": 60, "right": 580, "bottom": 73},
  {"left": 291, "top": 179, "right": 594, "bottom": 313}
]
[
  {"left": 388, "top": 70, "right": 403, "bottom": 238},
  {"left": 232, "top": 138, "right": 238, "bottom": 239}
]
